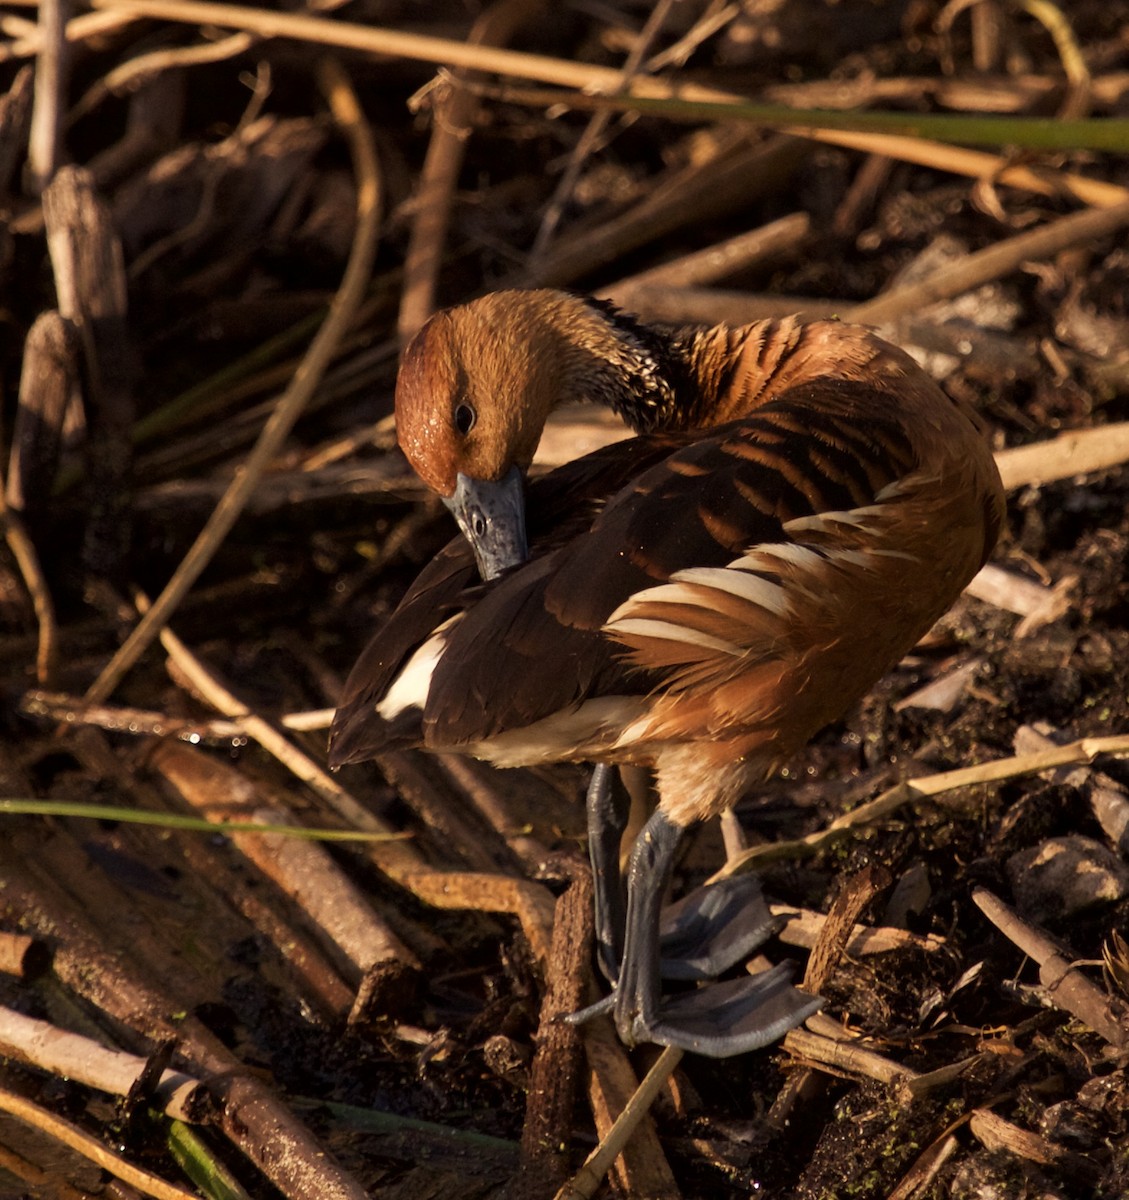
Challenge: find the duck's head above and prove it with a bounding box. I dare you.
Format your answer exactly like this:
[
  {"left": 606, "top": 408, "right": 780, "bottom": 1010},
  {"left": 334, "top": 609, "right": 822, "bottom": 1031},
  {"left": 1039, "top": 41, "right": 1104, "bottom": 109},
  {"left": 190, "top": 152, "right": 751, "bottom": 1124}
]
[{"left": 396, "top": 289, "right": 633, "bottom": 580}]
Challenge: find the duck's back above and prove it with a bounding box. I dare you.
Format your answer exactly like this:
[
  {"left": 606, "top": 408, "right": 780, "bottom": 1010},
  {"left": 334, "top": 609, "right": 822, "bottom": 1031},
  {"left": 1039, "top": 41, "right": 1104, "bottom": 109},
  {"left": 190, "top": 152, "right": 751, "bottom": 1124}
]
[{"left": 330, "top": 321, "right": 1003, "bottom": 783}]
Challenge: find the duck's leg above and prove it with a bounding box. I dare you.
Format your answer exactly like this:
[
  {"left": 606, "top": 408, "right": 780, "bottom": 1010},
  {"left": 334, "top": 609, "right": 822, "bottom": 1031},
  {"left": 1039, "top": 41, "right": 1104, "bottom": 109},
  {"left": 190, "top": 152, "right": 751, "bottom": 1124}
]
[
  {"left": 586, "top": 766, "right": 782, "bottom": 984},
  {"left": 613, "top": 810, "right": 821, "bottom": 1057},
  {"left": 586, "top": 763, "right": 630, "bottom": 981}
]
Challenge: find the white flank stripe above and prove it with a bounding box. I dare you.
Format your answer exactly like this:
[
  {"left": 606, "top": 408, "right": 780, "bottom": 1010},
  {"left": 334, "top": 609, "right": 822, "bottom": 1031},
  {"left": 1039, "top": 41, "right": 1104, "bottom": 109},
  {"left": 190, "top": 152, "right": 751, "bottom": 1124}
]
[
  {"left": 375, "top": 619, "right": 460, "bottom": 719},
  {"left": 605, "top": 617, "right": 743, "bottom": 657},
  {"left": 826, "top": 548, "right": 870, "bottom": 568},
  {"left": 670, "top": 566, "right": 790, "bottom": 616},
  {"left": 739, "top": 542, "right": 826, "bottom": 572},
  {"left": 875, "top": 470, "right": 939, "bottom": 502},
  {"left": 783, "top": 508, "right": 890, "bottom": 536},
  {"left": 606, "top": 581, "right": 705, "bottom": 620}
]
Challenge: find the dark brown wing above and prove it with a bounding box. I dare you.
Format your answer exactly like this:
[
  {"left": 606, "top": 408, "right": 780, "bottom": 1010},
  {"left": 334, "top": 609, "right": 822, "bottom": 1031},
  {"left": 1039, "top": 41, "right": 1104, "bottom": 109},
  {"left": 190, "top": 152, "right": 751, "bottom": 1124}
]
[
  {"left": 421, "top": 380, "right": 920, "bottom": 745},
  {"left": 328, "top": 427, "right": 695, "bottom": 765}
]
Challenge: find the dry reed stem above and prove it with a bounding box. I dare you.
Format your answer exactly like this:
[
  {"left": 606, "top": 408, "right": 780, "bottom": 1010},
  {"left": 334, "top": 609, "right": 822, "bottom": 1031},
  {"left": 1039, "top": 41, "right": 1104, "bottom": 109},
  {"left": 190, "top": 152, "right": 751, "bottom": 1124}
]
[
  {"left": 530, "top": 0, "right": 676, "bottom": 259},
  {"left": 0, "top": 497, "right": 57, "bottom": 685},
  {"left": 70, "top": 31, "right": 256, "bottom": 124},
  {"left": 556, "top": 1044, "right": 684, "bottom": 1200},
  {"left": 993, "top": 421, "right": 1129, "bottom": 490},
  {"left": 0, "top": 1085, "right": 198, "bottom": 1200},
  {"left": 0, "top": 7, "right": 140, "bottom": 60},
  {"left": 141, "top": 591, "right": 406, "bottom": 846},
  {"left": 89, "top": 0, "right": 1126, "bottom": 207},
  {"left": 712, "top": 732, "right": 1129, "bottom": 880},
  {"left": 973, "top": 889, "right": 1129, "bottom": 1048},
  {"left": 603, "top": 212, "right": 811, "bottom": 297},
  {"left": 771, "top": 904, "right": 945, "bottom": 956},
  {"left": 1018, "top": 0, "right": 1091, "bottom": 119},
  {"left": 83, "top": 56, "right": 381, "bottom": 704},
  {"left": 398, "top": 0, "right": 544, "bottom": 345},
  {"left": 782, "top": 1028, "right": 916, "bottom": 1087},
  {"left": 26, "top": 0, "right": 66, "bottom": 192},
  {"left": 809, "top": 128, "right": 1127, "bottom": 207},
  {"left": 151, "top": 740, "right": 420, "bottom": 979},
  {"left": 21, "top": 690, "right": 334, "bottom": 740},
  {"left": 845, "top": 198, "right": 1129, "bottom": 325},
  {"left": 0, "top": 1005, "right": 201, "bottom": 1120}
]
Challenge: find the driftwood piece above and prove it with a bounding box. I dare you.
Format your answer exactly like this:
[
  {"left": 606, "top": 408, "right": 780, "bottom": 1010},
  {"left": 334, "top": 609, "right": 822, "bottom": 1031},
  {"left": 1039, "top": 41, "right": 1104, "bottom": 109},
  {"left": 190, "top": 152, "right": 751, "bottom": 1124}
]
[
  {"left": 41, "top": 165, "right": 137, "bottom": 582},
  {"left": 7, "top": 309, "right": 81, "bottom": 519},
  {"left": 27, "top": 0, "right": 68, "bottom": 194},
  {"left": 0, "top": 64, "right": 33, "bottom": 195},
  {"left": 508, "top": 856, "right": 593, "bottom": 1199},
  {"left": 973, "top": 888, "right": 1129, "bottom": 1049},
  {"left": 149, "top": 739, "right": 421, "bottom": 984},
  {"left": 0, "top": 831, "right": 370, "bottom": 1200}
]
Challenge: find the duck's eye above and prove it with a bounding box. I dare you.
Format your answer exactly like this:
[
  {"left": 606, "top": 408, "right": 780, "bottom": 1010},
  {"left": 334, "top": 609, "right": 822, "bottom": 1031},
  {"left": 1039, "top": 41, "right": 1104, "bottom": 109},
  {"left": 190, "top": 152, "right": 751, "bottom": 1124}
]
[{"left": 454, "top": 402, "right": 476, "bottom": 436}]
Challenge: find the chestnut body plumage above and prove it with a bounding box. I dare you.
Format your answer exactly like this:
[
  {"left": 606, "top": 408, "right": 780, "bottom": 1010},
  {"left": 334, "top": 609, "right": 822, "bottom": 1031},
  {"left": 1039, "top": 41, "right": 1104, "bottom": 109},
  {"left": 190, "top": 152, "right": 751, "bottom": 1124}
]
[{"left": 330, "top": 291, "right": 1005, "bottom": 1056}]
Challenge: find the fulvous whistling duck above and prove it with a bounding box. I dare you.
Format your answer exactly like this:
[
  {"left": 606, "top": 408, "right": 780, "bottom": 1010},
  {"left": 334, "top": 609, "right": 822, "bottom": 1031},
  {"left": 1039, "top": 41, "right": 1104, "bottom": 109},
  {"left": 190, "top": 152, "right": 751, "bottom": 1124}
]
[{"left": 329, "top": 289, "right": 1005, "bottom": 1057}]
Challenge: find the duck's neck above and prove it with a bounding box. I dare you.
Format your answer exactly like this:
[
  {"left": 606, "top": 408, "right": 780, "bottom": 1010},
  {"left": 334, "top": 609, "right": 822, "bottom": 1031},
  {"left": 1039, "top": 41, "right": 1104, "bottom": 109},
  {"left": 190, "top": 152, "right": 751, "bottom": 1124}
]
[
  {"left": 561, "top": 299, "right": 692, "bottom": 433},
  {"left": 552, "top": 297, "right": 810, "bottom": 435}
]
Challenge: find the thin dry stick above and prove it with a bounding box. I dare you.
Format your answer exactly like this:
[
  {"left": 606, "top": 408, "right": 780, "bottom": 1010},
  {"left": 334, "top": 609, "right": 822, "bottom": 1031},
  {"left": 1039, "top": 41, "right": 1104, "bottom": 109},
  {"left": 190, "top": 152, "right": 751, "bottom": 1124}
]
[
  {"left": 845, "top": 197, "right": 1129, "bottom": 326},
  {"left": 0, "top": 8, "right": 141, "bottom": 61},
  {"left": 70, "top": 31, "right": 256, "bottom": 123},
  {"left": 88, "top": 0, "right": 737, "bottom": 98},
  {"left": 0, "top": 1005, "right": 200, "bottom": 1120},
  {"left": 471, "top": 76, "right": 1129, "bottom": 207},
  {"left": 0, "top": 497, "right": 57, "bottom": 685},
  {"left": 398, "top": 0, "right": 543, "bottom": 345},
  {"left": 136, "top": 590, "right": 404, "bottom": 845},
  {"left": 83, "top": 57, "right": 381, "bottom": 705},
  {"left": 0, "top": 1085, "right": 198, "bottom": 1200},
  {"left": 1020, "top": 0, "right": 1091, "bottom": 119},
  {"left": 93, "top": 0, "right": 1127, "bottom": 215},
  {"left": 21, "top": 691, "right": 333, "bottom": 740},
  {"left": 531, "top": 0, "right": 676, "bottom": 259},
  {"left": 554, "top": 1044, "right": 684, "bottom": 1200},
  {"left": 646, "top": 0, "right": 741, "bottom": 72},
  {"left": 712, "top": 731, "right": 1129, "bottom": 880},
  {"left": 26, "top": 0, "right": 66, "bottom": 192},
  {"left": 782, "top": 1027, "right": 917, "bottom": 1087},
  {"left": 809, "top": 127, "right": 1127, "bottom": 207},
  {"left": 603, "top": 211, "right": 810, "bottom": 296},
  {"left": 973, "top": 889, "right": 1129, "bottom": 1048}
]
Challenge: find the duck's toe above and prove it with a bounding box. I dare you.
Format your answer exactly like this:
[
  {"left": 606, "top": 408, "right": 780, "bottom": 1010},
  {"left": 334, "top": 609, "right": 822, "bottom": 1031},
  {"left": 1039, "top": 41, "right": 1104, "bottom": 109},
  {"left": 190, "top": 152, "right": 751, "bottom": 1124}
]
[
  {"left": 658, "top": 872, "right": 782, "bottom": 981},
  {"left": 625, "top": 963, "right": 821, "bottom": 1058}
]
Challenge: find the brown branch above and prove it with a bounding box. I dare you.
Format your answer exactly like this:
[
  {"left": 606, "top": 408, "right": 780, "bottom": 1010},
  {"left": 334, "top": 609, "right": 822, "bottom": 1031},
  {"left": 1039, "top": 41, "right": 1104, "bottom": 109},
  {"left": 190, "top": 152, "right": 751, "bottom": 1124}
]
[{"left": 973, "top": 889, "right": 1129, "bottom": 1048}]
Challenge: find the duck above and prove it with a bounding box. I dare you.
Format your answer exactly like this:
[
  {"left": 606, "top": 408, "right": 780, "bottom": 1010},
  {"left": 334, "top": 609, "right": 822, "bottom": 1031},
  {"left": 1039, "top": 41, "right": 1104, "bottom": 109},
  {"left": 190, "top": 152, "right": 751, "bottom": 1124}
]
[{"left": 329, "top": 289, "right": 1005, "bottom": 1057}]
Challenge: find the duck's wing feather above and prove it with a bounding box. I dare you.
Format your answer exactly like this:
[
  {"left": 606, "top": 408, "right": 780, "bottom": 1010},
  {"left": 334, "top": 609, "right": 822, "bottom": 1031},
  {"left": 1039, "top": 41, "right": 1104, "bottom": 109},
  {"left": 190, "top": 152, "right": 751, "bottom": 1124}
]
[
  {"left": 328, "top": 427, "right": 694, "bottom": 764},
  {"left": 420, "top": 379, "right": 934, "bottom": 746}
]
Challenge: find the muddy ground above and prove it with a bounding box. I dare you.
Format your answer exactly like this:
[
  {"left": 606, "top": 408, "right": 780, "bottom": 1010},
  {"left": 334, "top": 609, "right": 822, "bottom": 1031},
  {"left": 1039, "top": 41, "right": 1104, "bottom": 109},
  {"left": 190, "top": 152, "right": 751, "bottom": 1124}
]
[{"left": 1, "top": 2, "right": 1128, "bottom": 1198}]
